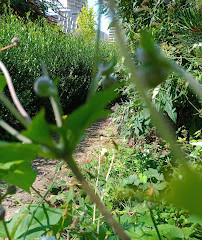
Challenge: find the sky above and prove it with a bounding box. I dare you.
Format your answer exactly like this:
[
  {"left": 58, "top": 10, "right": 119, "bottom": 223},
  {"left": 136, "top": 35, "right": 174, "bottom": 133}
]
[{"left": 58, "top": 0, "right": 110, "bottom": 34}]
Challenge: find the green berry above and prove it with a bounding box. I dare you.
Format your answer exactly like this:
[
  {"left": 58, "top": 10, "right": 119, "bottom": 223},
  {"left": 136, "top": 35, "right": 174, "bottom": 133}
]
[
  {"left": 0, "top": 205, "right": 5, "bottom": 220},
  {"left": 34, "top": 76, "right": 57, "bottom": 97}
]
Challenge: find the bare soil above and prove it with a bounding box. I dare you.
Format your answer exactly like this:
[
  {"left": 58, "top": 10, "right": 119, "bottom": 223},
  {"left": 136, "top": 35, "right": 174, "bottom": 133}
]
[{"left": 2, "top": 118, "right": 118, "bottom": 221}]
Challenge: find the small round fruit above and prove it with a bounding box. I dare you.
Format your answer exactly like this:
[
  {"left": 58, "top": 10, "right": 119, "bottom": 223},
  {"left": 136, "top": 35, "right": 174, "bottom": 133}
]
[
  {"left": 34, "top": 76, "right": 57, "bottom": 97},
  {"left": 0, "top": 205, "right": 5, "bottom": 220}
]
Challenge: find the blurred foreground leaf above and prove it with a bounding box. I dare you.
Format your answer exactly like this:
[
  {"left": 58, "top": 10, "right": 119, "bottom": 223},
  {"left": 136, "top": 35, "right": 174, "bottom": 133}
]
[
  {"left": 166, "top": 167, "right": 202, "bottom": 217},
  {"left": 0, "top": 142, "right": 39, "bottom": 192},
  {"left": 4, "top": 204, "right": 62, "bottom": 240},
  {"left": 22, "top": 110, "right": 55, "bottom": 148}
]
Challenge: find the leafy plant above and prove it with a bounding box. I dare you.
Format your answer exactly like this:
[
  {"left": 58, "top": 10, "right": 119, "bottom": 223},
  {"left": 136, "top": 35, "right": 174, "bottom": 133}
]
[
  {"left": 76, "top": 3, "right": 97, "bottom": 42},
  {"left": 0, "top": 1, "right": 201, "bottom": 239}
]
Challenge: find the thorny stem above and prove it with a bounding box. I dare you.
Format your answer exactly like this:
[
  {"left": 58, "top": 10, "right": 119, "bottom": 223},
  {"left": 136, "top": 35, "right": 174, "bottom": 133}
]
[
  {"left": 149, "top": 209, "right": 162, "bottom": 240},
  {"left": 0, "top": 60, "right": 31, "bottom": 124},
  {"left": 2, "top": 218, "right": 11, "bottom": 240},
  {"left": 64, "top": 155, "right": 130, "bottom": 240},
  {"left": 0, "top": 120, "right": 31, "bottom": 143}
]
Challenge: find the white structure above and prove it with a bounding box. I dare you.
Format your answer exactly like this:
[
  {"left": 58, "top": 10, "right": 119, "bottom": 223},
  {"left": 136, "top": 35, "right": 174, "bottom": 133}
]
[
  {"left": 54, "top": 0, "right": 87, "bottom": 33},
  {"left": 108, "top": 27, "right": 115, "bottom": 42}
]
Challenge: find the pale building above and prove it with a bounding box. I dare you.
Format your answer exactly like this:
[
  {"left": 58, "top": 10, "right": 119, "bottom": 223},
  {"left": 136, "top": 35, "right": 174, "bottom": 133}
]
[
  {"left": 108, "top": 27, "right": 115, "bottom": 42},
  {"left": 50, "top": 0, "right": 87, "bottom": 33}
]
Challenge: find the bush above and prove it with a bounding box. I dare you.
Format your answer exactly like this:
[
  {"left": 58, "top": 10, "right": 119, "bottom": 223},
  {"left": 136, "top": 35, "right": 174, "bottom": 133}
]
[{"left": 0, "top": 14, "right": 118, "bottom": 138}]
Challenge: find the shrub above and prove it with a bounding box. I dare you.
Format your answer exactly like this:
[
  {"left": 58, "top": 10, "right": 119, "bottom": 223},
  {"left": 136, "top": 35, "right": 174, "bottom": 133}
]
[{"left": 0, "top": 14, "right": 118, "bottom": 138}]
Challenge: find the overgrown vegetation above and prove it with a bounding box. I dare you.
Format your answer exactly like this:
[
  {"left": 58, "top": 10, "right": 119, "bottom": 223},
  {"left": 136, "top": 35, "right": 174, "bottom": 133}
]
[
  {"left": 0, "top": 13, "right": 117, "bottom": 140},
  {"left": 0, "top": 0, "right": 201, "bottom": 239}
]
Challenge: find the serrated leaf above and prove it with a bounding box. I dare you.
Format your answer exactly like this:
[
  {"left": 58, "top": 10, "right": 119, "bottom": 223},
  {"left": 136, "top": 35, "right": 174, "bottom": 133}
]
[
  {"left": 64, "top": 84, "right": 120, "bottom": 154},
  {"left": 0, "top": 143, "right": 40, "bottom": 192},
  {"left": 0, "top": 74, "right": 7, "bottom": 91},
  {"left": 22, "top": 110, "right": 55, "bottom": 148},
  {"left": 7, "top": 204, "right": 62, "bottom": 240}
]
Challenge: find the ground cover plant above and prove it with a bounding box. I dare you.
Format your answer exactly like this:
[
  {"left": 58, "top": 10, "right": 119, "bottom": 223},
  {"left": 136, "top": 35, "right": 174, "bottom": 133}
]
[{"left": 0, "top": 0, "right": 202, "bottom": 239}]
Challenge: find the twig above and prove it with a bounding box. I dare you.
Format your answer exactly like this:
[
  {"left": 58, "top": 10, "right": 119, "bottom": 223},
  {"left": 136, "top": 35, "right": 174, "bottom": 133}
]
[
  {"left": 0, "top": 120, "right": 31, "bottom": 143},
  {"left": 0, "top": 91, "right": 28, "bottom": 127},
  {"left": 50, "top": 96, "right": 63, "bottom": 127},
  {"left": 0, "top": 43, "right": 17, "bottom": 52},
  {"left": 0, "top": 61, "right": 31, "bottom": 124}
]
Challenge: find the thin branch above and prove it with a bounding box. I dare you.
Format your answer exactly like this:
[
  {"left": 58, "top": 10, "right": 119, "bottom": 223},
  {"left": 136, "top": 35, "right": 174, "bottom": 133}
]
[
  {"left": 0, "top": 43, "right": 16, "bottom": 52},
  {"left": 0, "top": 120, "right": 32, "bottom": 143},
  {"left": 0, "top": 91, "right": 28, "bottom": 127},
  {"left": 50, "top": 96, "right": 63, "bottom": 127},
  {"left": 0, "top": 61, "right": 31, "bottom": 124}
]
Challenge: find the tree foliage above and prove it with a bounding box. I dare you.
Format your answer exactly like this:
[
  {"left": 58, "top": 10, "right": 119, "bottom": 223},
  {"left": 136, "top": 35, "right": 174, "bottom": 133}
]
[
  {"left": 76, "top": 3, "right": 97, "bottom": 41},
  {"left": 0, "top": 0, "right": 54, "bottom": 20}
]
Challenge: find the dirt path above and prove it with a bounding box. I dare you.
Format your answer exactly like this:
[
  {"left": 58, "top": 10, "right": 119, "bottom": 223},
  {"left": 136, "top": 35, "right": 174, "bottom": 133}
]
[{"left": 2, "top": 118, "right": 118, "bottom": 221}]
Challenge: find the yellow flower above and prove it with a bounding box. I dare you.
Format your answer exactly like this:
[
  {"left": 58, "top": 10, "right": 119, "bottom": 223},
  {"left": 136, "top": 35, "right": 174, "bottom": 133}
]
[{"left": 62, "top": 115, "right": 67, "bottom": 120}]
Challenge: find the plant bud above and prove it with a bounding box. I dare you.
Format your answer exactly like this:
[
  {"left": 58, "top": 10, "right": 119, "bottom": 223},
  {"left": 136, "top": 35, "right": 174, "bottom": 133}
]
[
  {"left": 34, "top": 76, "right": 57, "bottom": 97},
  {"left": 7, "top": 185, "right": 17, "bottom": 195},
  {"left": 11, "top": 37, "right": 20, "bottom": 46},
  {"left": 0, "top": 205, "right": 5, "bottom": 220}
]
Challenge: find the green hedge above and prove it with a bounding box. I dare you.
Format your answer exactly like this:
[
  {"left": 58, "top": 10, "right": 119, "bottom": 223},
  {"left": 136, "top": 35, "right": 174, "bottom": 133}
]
[{"left": 0, "top": 14, "right": 117, "bottom": 139}]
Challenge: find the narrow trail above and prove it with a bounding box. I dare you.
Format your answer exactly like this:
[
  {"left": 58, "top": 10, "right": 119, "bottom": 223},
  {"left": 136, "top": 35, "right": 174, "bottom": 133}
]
[{"left": 3, "top": 118, "right": 118, "bottom": 221}]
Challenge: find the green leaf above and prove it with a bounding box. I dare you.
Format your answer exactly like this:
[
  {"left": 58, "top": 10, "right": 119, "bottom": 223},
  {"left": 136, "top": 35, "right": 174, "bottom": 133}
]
[
  {"left": 7, "top": 204, "right": 62, "bottom": 240},
  {"left": 64, "top": 84, "right": 120, "bottom": 154},
  {"left": 188, "top": 215, "right": 202, "bottom": 225},
  {"left": 139, "top": 173, "right": 147, "bottom": 183},
  {"left": 0, "top": 142, "right": 40, "bottom": 192},
  {"left": 166, "top": 167, "right": 202, "bottom": 217},
  {"left": 158, "top": 224, "right": 184, "bottom": 239},
  {"left": 0, "top": 221, "right": 7, "bottom": 238},
  {"left": 0, "top": 74, "right": 7, "bottom": 91},
  {"left": 22, "top": 110, "right": 55, "bottom": 148}
]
